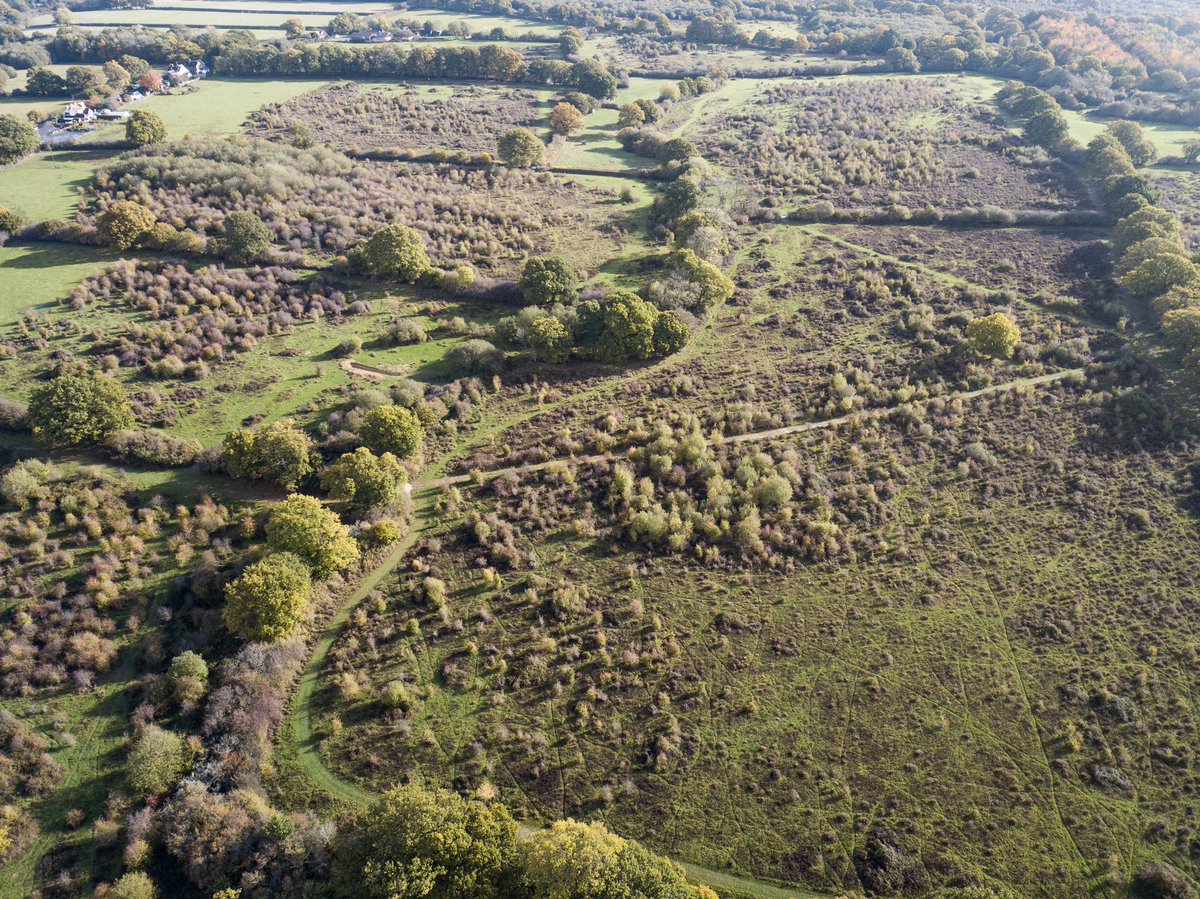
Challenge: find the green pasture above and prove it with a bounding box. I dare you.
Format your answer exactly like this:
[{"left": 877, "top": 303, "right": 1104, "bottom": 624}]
[{"left": 0, "top": 151, "right": 101, "bottom": 222}]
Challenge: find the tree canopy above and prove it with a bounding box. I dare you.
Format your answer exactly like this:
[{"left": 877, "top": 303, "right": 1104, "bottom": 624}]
[
  {"left": 497, "top": 128, "right": 544, "bottom": 167},
  {"left": 353, "top": 224, "right": 433, "bottom": 283},
  {"left": 97, "top": 201, "right": 157, "bottom": 251},
  {"left": 126, "top": 725, "right": 188, "bottom": 797},
  {"left": 331, "top": 785, "right": 523, "bottom": 899},
  {"left": 28, "top": 368, "right": 134, "bottom": 447},
  {"left": 265, "top": 494, "right": 360, "bottom": 577},
  {"left": 220, "top": 211, "right": 273, "bottom": 264},
  {"left": 549, "top": 102, "right": 585, "bottom": 136},
  {"left": 359, "top": 405, "right": 424, "bottom": 459},
  {"left": 519, "top": 257, "right": 577, "bottom": 305},
  {"left": 0, "top": 114, "right": 38, "bottom": 164},
  {"left": 320, "top": 448, "right": 407, "bottom": 509},
  {"left": 966, "top": 313, "right": 1021, "bottom": 360},
  {"left": 126, "top": 109, "right": 167, "bottom": 147},
  {"left": 221, "top": 419, "right": 317, "bottom": 491},
  {"left": 223, "top": 551, "right": 312, "bottom": 641}
]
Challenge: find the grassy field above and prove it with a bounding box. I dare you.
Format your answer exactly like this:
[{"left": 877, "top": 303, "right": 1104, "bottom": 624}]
[
  {"left": 26, "top": 8, "right": 339, "bottom": 30},
  {"left": 0, "top": 151, "right": 103, "bottom": 222},
  {"left": 0, "top": 244, "right": 116, "bottom": 325},
  {"left": 135, "top": 76, "right": 339, "bottom": 139},
  {"left": 164, "top": 0, "right": 393, "bottom": 10}
]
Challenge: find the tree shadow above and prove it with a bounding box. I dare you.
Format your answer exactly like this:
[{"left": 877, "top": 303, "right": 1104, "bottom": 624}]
[{"left": 0, "top": 241, "right": 117, "bottom": 271}]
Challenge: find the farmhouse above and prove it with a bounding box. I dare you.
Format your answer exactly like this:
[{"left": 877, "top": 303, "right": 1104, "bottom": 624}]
[
  {"left": 57, "top": 101, "right": 95, "bottom": 126},
  {"left": 348, "top": 29, "right": 394, "bottom": 43},
  {"left": 163, "top": 60, "right": 208, "bottom": 87}
]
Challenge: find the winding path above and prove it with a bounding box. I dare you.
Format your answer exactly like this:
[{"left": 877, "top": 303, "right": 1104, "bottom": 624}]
[{"left": 279, "top": 365, "right": 1082, "bottom": 898}]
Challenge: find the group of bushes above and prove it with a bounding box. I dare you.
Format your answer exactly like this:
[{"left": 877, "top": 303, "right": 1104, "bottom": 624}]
[
  {"left": 248, "top": 81, "right": 542, "bottom": 156},
  {"left": 0, "top": 461, "right": 227, "bottom": 696},
  {"left": 62, "top": 260, "right": 365, "bottom": 379},
  {"left": 82, "top": 138, "right": 616, "bottom": 273}
]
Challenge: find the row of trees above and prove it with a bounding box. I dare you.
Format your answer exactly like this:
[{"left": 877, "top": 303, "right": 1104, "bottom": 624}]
[
  {"left": 994, "top": 83, "right": 1199, "bottom": 362},
  {"left": 212, "top": 42, "right": 618, "bottom": 97}
]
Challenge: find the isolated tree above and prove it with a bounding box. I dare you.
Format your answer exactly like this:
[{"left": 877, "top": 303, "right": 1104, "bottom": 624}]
[
  {"left": 354, "top": 224, "right": 432, "bottom": 282},
  {"left": 331, "top": 785, "right": 523, "bottom": 899},
  {"left": 1123, "top": 253, "right": 1200, "bottom": 299},
  {"left": 266, "top": 494, "right": 360, "bottom": 577},
  {"left": 126, "top": 108, "right": 166, "bottom": 146},
  {"left": 519, "top": 256, "right": 577, "bottom": 305},
  {"left": 137, "top": 70, "right": 163, "bottom": 93},
  {"left": 282, "top": 17, "right": 306, "bottom": 39},
  {"left": 28, "top": 368, "right": 133, "bottom": 446},
  {"left": 221, "top": 419, "right": 316, "bottom": 490},
  {"left": 359, "top": 405, "right": 423, "bottom": 459},
  {"left": 497, "top": 127, "right": 545, "bottom": 167},
  {"left": 0, "top": 205, "right": 26, "bottom": 234},
  {"left": 224, "top": 551, "right": 312, "bottom": 641},
  {"left": 618, "top": 102, "right": 646, "bottom": 128},
  {"left": 320, "top": 448, "right": 406, "bottom": 509},
  {"left": 220, "top": 211, "right": 273, "bottom": 263},
  {"left": 966, "top": 313, "right": 1021, "bottom": 360},
  {"left": 529, "top": 316, "right": 572, "bottom": 363},
  {"left": 1184, "top": 140, "right": 1200, "bottom": 166},
  {"left": 107, "top": 872, "right": 158, "bottom": 899},
  {"left": 0, "top": 113, "right": 40, "bottom": 164},
  {"left": 126, "top": 725, "right": 188, "bottom": 797},
  {"left": 1106, "top": 120, "right": 1157, "bottom": 167},
  {"left": 550, "top": 101, "right": 585, "bottom": 136},
  {"left": 97, "top": 200, "right": 157, "bottom": 250},
  {"left": 1023, "top": 110, "right": 1068, "bottom": 149},
  {"left": 653, "top": 310, "right": 690, "bottom": 356}
]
